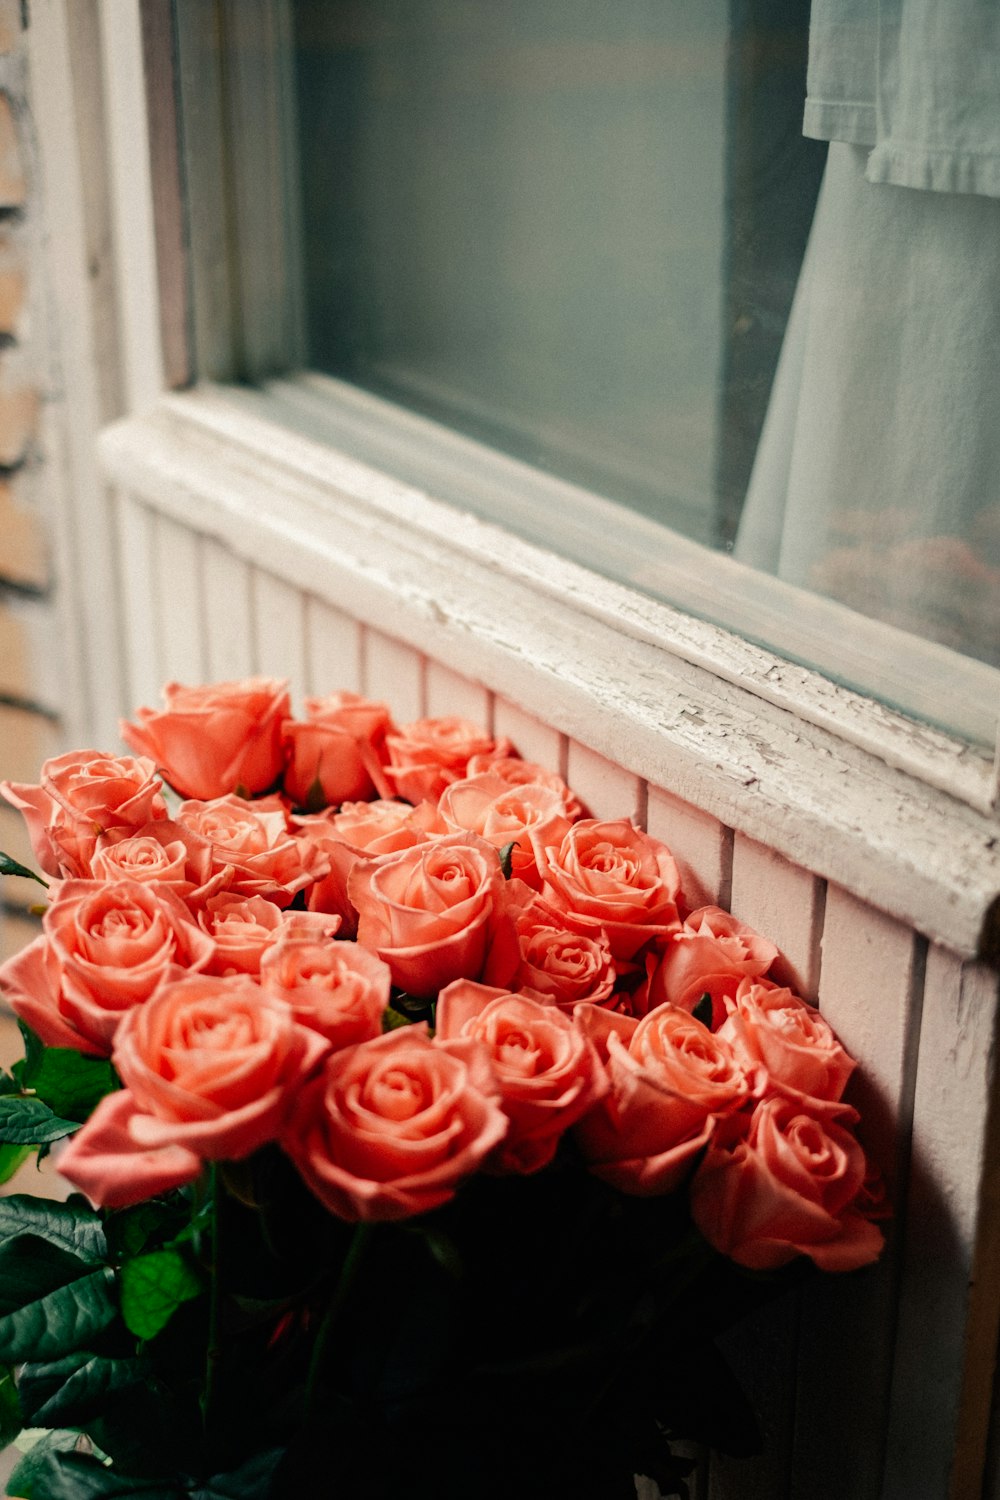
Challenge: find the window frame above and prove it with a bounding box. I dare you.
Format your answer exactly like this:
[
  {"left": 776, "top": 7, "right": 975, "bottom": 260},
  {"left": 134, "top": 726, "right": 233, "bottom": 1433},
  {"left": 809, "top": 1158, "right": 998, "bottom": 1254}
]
[
  {"left": 50, "top": 0, "right": 1000, "bottom": 960},
  {"left": 162, "top": 0, "right": 1000, "bottom": 767}
]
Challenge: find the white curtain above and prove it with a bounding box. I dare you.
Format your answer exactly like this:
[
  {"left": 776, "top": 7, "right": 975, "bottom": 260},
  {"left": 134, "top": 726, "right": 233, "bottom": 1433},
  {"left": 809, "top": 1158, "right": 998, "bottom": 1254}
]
[{"left": 736, "top": 1, "right": 1000, "bottom": 667}]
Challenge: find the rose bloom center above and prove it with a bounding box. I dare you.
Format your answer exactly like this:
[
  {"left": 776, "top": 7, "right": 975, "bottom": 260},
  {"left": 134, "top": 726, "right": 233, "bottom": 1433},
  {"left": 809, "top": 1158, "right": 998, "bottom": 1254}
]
[
  {"left": 368, "top": 1067, "right": 429, "bottom": 1121},
  {"left": 174, "top": 1010, "right": 258, "bottom": 1054},
  {"left": 91, "top": 907, "right": 153, "bottom": 941},
  {"left": 496, "top": 1026, "right": 545, "bottom": 1078}
]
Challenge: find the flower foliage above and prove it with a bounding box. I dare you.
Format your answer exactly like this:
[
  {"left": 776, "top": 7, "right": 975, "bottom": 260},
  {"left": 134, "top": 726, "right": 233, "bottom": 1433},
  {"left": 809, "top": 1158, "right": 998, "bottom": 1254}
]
[{"left": 0, "top": 677, "right": 887, "bottom": 1499}]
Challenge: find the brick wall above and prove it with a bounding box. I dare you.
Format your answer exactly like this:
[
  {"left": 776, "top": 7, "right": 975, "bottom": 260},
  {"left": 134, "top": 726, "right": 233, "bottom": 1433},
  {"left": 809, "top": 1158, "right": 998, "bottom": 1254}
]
[{"left": 0, "top": 3, "right": 60, "bottom": 965}]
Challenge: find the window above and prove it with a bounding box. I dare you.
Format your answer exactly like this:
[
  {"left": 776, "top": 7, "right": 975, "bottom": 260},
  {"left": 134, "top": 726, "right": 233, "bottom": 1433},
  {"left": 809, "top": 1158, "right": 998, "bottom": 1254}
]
[
  {"left": 49, "top": 0, "right": 994, "bottom": 965},
  {"left": 163, "top": 0, "right": 1000, "bottom": 761}
]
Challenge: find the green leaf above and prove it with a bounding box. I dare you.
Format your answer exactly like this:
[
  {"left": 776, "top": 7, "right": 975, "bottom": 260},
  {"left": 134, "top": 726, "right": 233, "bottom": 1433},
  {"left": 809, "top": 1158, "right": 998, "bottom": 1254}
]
[
  {"left": 104, "top": 1202, "right": 170, "bottom": 1262},
  {"left": 381, "top": 1006, "right": 412, "bottom": 1032},
  {"left": 15, "top": 1020, "right": 44, "bottom": 1081},
  {"left": 0, "top": 1363, "right": 19, "bottom": 1448},
  {"left": 0, "top": 1096, "right": 78, "bottom": 1145},
  {"left": 0, "top": 1196, "right": 106, "bottom": 1262},
  {"left": 10, "top": 1444, "right": 182, "bottom": 1500},
  {"left": 692, "top": 992, "right": 713, "bottom": 1028},
  {"left": 0, "top": 1142, "right": 34, "bottom": 1185},
  {"left": 0, "top": 853, "right": 47, "bottom": 888},
  {"left": 15, "top": 1048, "right": 118, "bottom": 1123},
  {"left": 118, "top": 1250, "right": 203, "bottom": 1342},
  {"left": 18, "top": 1353, "right": 144, "bottom": 1429},
  {"left": 498, "top": 840, "right": 518, "bottom": 879},
  {"left": 0, "top": 1237, "right": 116, "bottom": 1362},
  {"left": 7, "top": 1430, "right": 88, "bottom": 1500}
]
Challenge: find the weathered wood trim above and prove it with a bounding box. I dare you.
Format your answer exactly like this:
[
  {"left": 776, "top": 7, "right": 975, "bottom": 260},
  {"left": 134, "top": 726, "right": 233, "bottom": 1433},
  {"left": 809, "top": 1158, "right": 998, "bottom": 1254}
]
[{"left": 100, "top": 391, "right": 1000, "bottom": 960}]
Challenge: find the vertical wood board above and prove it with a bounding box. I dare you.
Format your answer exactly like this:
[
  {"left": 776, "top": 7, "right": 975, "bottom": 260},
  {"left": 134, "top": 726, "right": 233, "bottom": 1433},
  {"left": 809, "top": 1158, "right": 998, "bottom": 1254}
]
[
  {"left": 493, "top": 697, "right": 563, "bottom": 770},
  {"left": 565, "top": 740, "right": 643, "bottom": 824},
  {"left": 251, "top": 570, "right": 306, "bottom": 705},
  {"left": 819, "top": 887, "right": 923, "bottom": 1195},
  {"left": 424, "top": 660, "right": 491, "bottom": 728},
  {"left": 97, "top": 0, "right": 165, "bottom": 411},
  {"left": 882, "top": 952, "right": 1000, "bottom": 1500},
  {"left": 114, "top": 492, "right": 161, "bottom": 713},
  {"left": 200, "top": 538, "right": 254, "bottom": 683},
  {"left": 304, "top": 597, "right": 362, "bottom": 697},
  {"left": 709, "top": 838, "right": 826, "bottom": 1500},
  {"left": 27, "top": 1, "right": 130, "bottom": 746},
  {"left": 362, "top": 629, "right": 424, "bottom": 723},
  {"left": 729, "top": 834, "right": 825, "bottom": 999},
  {"left": 152, "top": 513, "right": 204, "bottom": 685},
  {"left": 646, "top": 786, "right": 732, "bottom": 912},
  {"left": 790, "top": 891, "right": 923, "bottom": 1499}
]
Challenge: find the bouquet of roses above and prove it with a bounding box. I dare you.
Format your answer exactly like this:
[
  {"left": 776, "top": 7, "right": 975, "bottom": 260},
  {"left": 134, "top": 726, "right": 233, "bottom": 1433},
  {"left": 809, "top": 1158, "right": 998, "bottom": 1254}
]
[{"left": 0, "top": 677, "right": 885, "bottom": 1499}]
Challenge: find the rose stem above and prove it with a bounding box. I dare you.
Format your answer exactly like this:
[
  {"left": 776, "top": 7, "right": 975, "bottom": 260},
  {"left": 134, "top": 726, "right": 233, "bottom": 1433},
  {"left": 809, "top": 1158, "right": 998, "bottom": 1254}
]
[
  {"left": 203, "top": 1161, "right": 224, "bottom": 1439},
  {"left": 303, "top": 1220, "right": 375, "bottom": 1418}
]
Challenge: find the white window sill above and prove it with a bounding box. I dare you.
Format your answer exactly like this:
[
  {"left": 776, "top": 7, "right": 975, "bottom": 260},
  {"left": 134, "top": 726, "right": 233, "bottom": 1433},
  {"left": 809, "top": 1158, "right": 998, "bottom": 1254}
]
[{"left": 100, "top": 383, "right": 1000, "bottom": 962}]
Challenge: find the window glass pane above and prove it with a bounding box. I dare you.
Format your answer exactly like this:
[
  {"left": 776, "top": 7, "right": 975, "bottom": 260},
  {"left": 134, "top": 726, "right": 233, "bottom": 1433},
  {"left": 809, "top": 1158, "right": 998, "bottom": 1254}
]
[
  {"left": 206, "top": 0, "right": 999, "bottom": 744},
  {"left": 293, "top": 0, "right": 822, "bottom": 550}
]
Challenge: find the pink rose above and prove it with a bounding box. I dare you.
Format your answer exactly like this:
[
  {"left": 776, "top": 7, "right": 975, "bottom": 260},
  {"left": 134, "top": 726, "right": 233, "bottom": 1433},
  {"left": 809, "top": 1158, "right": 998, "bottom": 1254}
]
[
  {"left": 437, "top": 773, "right": 574, "bottom": 888},
  {"left": 0, "top": 879, "right": 215, "bottom": 1054},
  {"left": 465, "top": 753, "right": 584, "bottom": 820},
  {"left": 121, "top": 677, "right": 290, "bottom": 800},
  {"left": 348, "top": 833, "right": 517, "bottom": 997},
  {"left": 574, "top": 1002, "right": 756, "bottom": 1194},
  {"left": 641, "top": 907, "right": 778, "bottom": 1027},
  {"left": 177, "top": 795, "right": 328, "bottom": 907},
  {"left": 538, "top": 820, "right": 683, "bottom": 962},
  {"left": 282, "top": 693, "right": 396, "bottom": 809},
  {"left": 282, "top": 1026, "right": 508, "bottom": 1221},
  {"left": 90, "top": 820, "right": 231, "bottom": 906},
  {"left": 1, "top": 750, "right": 166, "bottom": 879},
  {"left": 436, "top": 980, "right": 607, "bottom": 1173},
  {"left": 296, "top": 800, "right": 430, "bottom": 935},
  {"left": 198, "top": 895, "right": 337, "bottom": 976},
  {"left": 690, "top": 1097, "right": 885, "bottom": 1271},
  {"left": 494, "top": 881, "right": 617, "bottom": 1010},
  {"left": 717, "top": 978, "right": 855, "bottom": 1109},
  {"left": 383, "top": 717, "right": 513, "bottom": 803},
  {"left": 260, "top": 934, "right": 390, "bottom": 1049},
  {"left": 60, "top": 975, "right": 327, "bottom": 1208}
]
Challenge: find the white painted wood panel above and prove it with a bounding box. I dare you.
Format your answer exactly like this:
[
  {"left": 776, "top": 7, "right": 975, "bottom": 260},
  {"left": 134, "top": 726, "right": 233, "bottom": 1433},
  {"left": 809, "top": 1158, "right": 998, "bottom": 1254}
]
[
  {"left": 114, "top": 492, "right": 160, "bottom": 713},
  {"left": 819, "top": 889, "right": 923, "bottom": 1199},
  {"left": 152, "top": 513, "right": 204, "bottom": 686},
  {"left": 709, "top": 839, "right": 826, "bottom": 1500},
  {"left": 729, "top": 833, "right": 825, "bottom": 1000},
  {"left": 565, "top": 740, "right": 644, "bottom": 824},
  {"left": 883, "top": 951, "right": 1000, "bottom": 1500},
  {"left": 97, "top": 0, "right": 164, "bottom": 412},
  {"left": 200, "top": 538, "right": 254, "bottom": 683},
  {"left": 28, "top": 0, "right": 131, "bottom": 750},
  {"left": 493, "top": 697, "right": 563, "bottom": 770},
  {"left": 424, "top": 660, "right": 491, "bottom": 728},
  {"left": 98, "top": 398, "right": 1000, "bottom": 959},
  {"left": 646, "top": 787, "right": 733, "bottom": 912},
  {"left": 790, "top": 892, "right": 923, "bottom": 1499},
  {"left": 304, "top": 597, "right": 362, "bottom": 697},
  {"left": 96, "top": 401, "right": 1000, "bottom": 1499},
  {"left": 252, "top": 570, "right": 306, "bottom": 705},
  {"left": 362, "top": 629, "right": 424, "bottom": 723}
]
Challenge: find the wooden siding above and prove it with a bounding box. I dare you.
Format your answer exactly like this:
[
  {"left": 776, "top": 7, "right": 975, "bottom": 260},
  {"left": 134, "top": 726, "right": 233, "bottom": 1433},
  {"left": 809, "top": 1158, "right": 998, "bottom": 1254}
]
[{"left": 99, "top": 495, "right": 1000, "bottom": 1499}]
